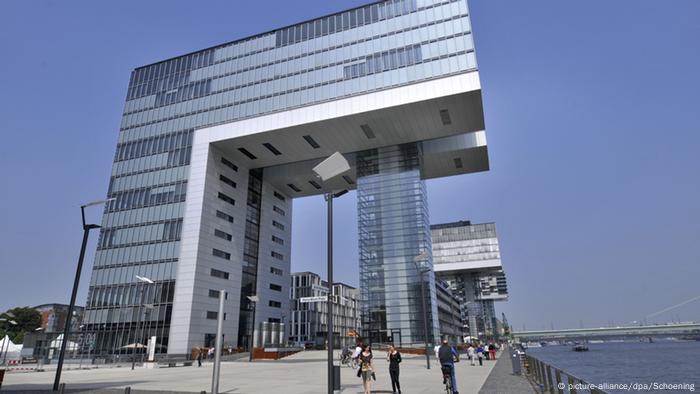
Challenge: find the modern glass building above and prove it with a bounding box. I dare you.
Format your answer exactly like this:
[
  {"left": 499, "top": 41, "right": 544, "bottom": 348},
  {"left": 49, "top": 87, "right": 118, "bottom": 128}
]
[
  {"left": 84, "top": 0, "right": 490, "bottom": 356},
  {"left": 431, "top": 221, "right": 509, "bottom": 340}
]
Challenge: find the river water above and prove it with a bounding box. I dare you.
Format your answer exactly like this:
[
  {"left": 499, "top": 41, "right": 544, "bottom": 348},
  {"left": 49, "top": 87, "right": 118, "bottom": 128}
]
[{"left": 526, "top": 340, "right": 700, "bottom": 393}]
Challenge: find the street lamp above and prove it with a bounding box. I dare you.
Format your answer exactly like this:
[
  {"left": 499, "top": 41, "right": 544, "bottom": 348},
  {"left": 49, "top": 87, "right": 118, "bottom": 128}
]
[
  {"left": 312, "top": 151, "right": 350, "bottom": 394},
  {"left": 413, "top": 251, "right": 431, "bottom": 370},
  {"left": 247, "top": 295, "right": 259, "bottom": 362},
  {"left": 132, "top": 275, "right": 154, "bottom": 370},
  {"left": 53, "top": 198, "right": 114, "bottom": 391}
]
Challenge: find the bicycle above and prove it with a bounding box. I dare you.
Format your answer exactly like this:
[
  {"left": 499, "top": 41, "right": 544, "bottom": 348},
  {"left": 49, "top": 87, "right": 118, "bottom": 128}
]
[{"left": 441, "top": 364, "right": 454, "bottom": 394}]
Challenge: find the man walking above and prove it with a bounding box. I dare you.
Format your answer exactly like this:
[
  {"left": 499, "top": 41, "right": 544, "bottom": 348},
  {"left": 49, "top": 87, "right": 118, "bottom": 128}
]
[
  {"left": 438, "top": 338, "right": 459, "bottom": 394},
  {"left": 467, "top": 344, "right": 475, "bottom": 366}
]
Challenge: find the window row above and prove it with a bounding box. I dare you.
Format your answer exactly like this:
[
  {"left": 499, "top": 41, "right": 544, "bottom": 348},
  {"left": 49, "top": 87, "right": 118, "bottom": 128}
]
[
  {"left": 219, "top": 174, "right": 237, "bottom": 189},
  {"left": 270, "top": 283, "right": 282, "bottom": 292},
  {"left": 344, "top": 44, "right": 422, "bottom": 79},
  {"left": 221, "top": 157, "right": 238, "bottom": 172},
  {"left": 107, "top": 180, "right": 188, "bottom": 213},
  {"left": 216, "top": 210, "right": 234, "bottom": 223},
  {"left": 120, "top": 48, "right": 474, "bottom": 133},
  {"left": 269, "top": 300, "right": 282, "bottom": 308},
  {"left": 211, "top": 268, "right": 229, "bottom": 280},
  {"left": 120, "top": 12, "right": 471, "bottom": 123},
  {"left": 271, "top": 251, "right": 284, "bottom": 261},
  {"left": 206, "top": 311, "right": 227, "bottom": 320},
  {"left": 114, "top": 129, "right": 193, "bottom": 162},
  {"left": 214, "top": 229, "right": 232, "bottom": 241},
  {"left": 153, "top": 78, "right": 212, "bottom": 109},
  {"left": 275, "top": 0, "right": 418, "bottom": 47},
  {"left": 213, "top": 248, "right": 231, "bottom": 260},
  {"left": 208, "top": 289, "right": 228, "bottom": 299},
  {"left": 273, "top": 206, "right": 285, "bottom": 216},
  {"left": 128, "top": 48, "right": 215, "bottom": 100},
  {"left": 98, "top": 219, "right": 183, "bottom": 249},
  {"left": 87, "top": 281, "right": 175, "bottom": 309},
  {"left": 271, "top": 235, "right": 284, "bottom": 245},
  {"left": 270, "top": 267, "right": 283, "bottom": 276},
  {"left": 272, "top": 220, "right": 285, "bottom": 231},
  {"left": 273, "top": 191, "right": 286, "bottom": 201},
  {"left": 218, "top": 192, "right": 236, "bottom": 206}
]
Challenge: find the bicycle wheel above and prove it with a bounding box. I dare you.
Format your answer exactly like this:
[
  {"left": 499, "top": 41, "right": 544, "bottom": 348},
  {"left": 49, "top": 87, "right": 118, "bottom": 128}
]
[{"left": 445, "top": 379, "right": 453, "bottom": 394}]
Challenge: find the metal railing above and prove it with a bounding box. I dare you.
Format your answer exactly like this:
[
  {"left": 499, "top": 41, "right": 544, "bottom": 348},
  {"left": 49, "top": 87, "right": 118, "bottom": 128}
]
[{"left": 524, "top": 354, "right": 609, "bottom": 394}]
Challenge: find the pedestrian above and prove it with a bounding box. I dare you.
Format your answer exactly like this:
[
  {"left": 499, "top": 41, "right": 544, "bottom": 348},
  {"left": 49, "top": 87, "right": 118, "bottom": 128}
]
[
  {"left": 208, "top": 347, "right": 214, "bottom": 360},
  {"left": 359, "top": 344, "right": 375, "bottom": 394},
  {"left": 386, "top": 345, "right": 402, "bottom": 393},
  {"left": 438, "top": 338, "right": 460, "bottom": 394},
  {"left": 488, "top": 343, "right": 497, "bottom": 360},
  {"left": 196, "top": 348, "right": 203, "bottom": 367},
  {"left": 476, "top": 344, "right": 484, "bottom": 366},
  {"left": 352, "top": 341, "right": 363, "bottom": 369},
  {"left": 467, "top": 343, "right": 475, "bottom": 366}
]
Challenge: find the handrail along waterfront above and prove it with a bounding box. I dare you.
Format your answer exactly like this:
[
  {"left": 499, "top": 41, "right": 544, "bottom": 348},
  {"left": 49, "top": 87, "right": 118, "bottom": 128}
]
[{"left": 523, "top": 352, "right": 609, "bottom": 394}]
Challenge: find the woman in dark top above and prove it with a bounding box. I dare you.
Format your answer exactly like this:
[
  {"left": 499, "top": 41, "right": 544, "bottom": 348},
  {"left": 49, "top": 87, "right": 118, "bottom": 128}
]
[
  {"left": 359, "top": 344, "right": 375, "bottom": 394},
  {"left": 386, "top": 345, "right": 402, "bottom": 393}
]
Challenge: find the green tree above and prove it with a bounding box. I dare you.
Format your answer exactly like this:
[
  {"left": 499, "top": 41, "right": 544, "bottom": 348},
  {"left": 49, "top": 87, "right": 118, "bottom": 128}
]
[{"left": 1, "top": 307, "right": 41, "bottom": 344}]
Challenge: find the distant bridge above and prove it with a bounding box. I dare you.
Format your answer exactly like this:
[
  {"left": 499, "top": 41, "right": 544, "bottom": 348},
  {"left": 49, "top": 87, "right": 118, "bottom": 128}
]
[{"left": 513, "top": 323, "right": 700, "bottom": 341}]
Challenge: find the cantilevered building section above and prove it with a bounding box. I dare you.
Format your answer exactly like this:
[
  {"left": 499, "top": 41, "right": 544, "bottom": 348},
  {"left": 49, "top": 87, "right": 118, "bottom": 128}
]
[
  {"left": 84, "top": 0, "right": 490, "bottom": 356},
  {"left": 431, "top": 221, "right": 508, "bottom": 340}
]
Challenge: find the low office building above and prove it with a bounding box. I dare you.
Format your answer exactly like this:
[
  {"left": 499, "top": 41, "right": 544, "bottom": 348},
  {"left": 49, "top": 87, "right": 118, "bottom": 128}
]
[
  {"left": 431, "top": 221, "right": 508, "bottom": 340},
  {"left": 289, "top": 272, "right": 360, "bottom": 348},
  {"left": 22, "top": 304, "right": 86, "bottom": 359}
]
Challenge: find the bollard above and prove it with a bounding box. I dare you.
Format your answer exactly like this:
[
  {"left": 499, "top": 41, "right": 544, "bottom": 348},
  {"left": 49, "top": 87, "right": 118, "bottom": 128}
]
[
  {"left": 124, "top": 387, "right": 131, "bottom": 394},
  {"left": 58, "top": 383, "right": 66, "bottom": 394}
]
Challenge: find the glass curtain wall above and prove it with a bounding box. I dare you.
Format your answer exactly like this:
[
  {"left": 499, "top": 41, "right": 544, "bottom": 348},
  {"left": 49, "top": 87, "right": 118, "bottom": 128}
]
[
  {"left": 238, "top": 169, "right": 263, "bottom": 349},
  {"left": 356, "top": 143, "right": 439, "bottom": 347}
]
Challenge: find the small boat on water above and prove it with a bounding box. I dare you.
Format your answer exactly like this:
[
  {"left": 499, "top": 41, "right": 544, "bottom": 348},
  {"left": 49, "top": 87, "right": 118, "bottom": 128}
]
[{"left": 572, "top": 344, "right": 589, "bottom": 352}]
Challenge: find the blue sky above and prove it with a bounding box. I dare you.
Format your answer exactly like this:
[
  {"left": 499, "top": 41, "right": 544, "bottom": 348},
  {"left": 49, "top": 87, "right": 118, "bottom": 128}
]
[{"left": 1, "top": 0, "right": 699, "bottom": 330}]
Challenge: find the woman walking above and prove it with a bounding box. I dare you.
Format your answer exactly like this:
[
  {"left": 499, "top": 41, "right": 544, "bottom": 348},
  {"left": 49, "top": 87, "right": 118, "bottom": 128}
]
[
  {"left": 476, "top": 344, "right": 484, "bottom": 366},
  {"left": 467, "top": 343, "right": 475, "bottom": 366},
  {"left": 359, "top": 344, "right": 375, "bottom": 394},
  {"left": 386, "top": 345, "right": 402, "bottom": 393}
]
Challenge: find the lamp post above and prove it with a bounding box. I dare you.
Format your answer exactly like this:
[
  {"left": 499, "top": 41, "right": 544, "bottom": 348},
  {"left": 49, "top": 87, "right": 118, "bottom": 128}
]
[
  {"left": 211, "top": 290, "right": 227, "bottom": 394},
  {"left": 53, "top": 198, "right": 114, "bottom": 391},
  {"left": 132, "top": 275, "right": 154, "bottom": 370},
  {"left": 247, "top": 295, "right": 258, "bottom": 362},
  {"left": 413, "top": 251, "right": 431, "bottom": 370},
  {"left": 312, "top": 152, "right": 350, "bottom": 394}
]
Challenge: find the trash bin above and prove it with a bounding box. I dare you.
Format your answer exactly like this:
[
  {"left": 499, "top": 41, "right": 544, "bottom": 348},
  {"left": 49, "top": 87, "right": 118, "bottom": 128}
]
[
  {"left": 333, "top": 365, "right": 341, "bottom": 390},
  {"left": 510, "top": 351, "right": 522, "bottom": 375}
]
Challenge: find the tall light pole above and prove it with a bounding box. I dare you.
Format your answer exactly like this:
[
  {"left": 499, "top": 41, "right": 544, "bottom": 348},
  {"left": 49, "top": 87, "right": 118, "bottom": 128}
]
[
  {"left": 132, "top": 275, "right": 154, "bottom": 370},
  {"left": 247, "top": 295, "right": 258, "bottom": 362},
  {"left": 413, "top": 251, "right": 431, "bottom": 370},
  {"left": 212, "top": 290, "right": 226, "bottom": 394},
  {"left": 312, "top": 151, "right": 350, "bottom": 394},
  {"left": 53, "top": 198, "right": 114, "bottom": 391}
]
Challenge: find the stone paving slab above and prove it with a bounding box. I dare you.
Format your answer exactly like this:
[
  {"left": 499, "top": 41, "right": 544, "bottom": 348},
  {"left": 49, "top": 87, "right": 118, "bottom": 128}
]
[{"left": 2, "top": 350, "right": 499, "bottom": 393}]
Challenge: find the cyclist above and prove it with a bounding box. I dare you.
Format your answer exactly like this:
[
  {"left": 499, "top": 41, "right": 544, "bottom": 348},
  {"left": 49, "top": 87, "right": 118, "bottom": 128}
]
[
  {"left": 340, "top": 345, "right": 352, "bottom": 365},
  {"left": 438, "top": 338, "right": 459, "bottom": 394}
]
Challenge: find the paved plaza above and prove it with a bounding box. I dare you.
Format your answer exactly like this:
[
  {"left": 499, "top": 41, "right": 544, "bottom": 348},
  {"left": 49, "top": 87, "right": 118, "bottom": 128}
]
[{"left": 3, "top": 350, "right": 500, "bottom": 393}]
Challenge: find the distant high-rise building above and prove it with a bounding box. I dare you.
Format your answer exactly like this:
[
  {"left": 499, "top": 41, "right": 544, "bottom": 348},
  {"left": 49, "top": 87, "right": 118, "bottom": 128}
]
[
  {"left": 289, "top": 272, "right": 360, "bottom": 348},
  {"left": 83, "top": 0, "right": 490, "bottom": 356},
  {"left": 431, "top": 221, "right": 508, "bottom": 340}
]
